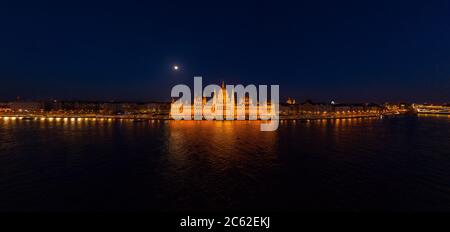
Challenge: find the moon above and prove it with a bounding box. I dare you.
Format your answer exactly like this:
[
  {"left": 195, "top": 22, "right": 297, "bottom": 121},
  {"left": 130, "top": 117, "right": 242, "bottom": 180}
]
[{"left": 173, "top": 65, "right": 179, "bottom": 71}]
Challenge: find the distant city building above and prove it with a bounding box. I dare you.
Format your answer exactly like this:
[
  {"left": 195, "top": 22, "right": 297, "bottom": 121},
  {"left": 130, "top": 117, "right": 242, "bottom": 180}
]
[
  {"left": 286, "top": 97, "right": 296, "bottom": 105},
  {"left": 413, "top": 103, "right": 450, "bottom": 114},
  {"left": 279, "top": 100, "right": 385, "bottom": 119},
  {"left": 142, "top": 102, "right": 171, "bottom": 115},
  {"left": 102, "top": 102, "right": 125, "bottom": 115},
  {"left": 10, "top": 101, "right": 44, "bottom": 113},
  {"left": 0, "top": 102, "right": 11, "bottom": 113},
  {"left": 0, "top": 97, "right": 409, "bottom": 119},
  {"left": 384, "top": 102, "right": 412, "bottom": 114}
]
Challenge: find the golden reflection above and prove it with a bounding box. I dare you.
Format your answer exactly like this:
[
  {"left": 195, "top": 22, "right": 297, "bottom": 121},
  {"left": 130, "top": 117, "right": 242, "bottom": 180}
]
[
  {"left": 166, "top": 121, "right": 277, "bottom": 172},
  {"left": 334, "top": 118, "right": 341, "bottom": 128},
  {"left": 418, "top": 113, "right": 450, "bottom": 119}
]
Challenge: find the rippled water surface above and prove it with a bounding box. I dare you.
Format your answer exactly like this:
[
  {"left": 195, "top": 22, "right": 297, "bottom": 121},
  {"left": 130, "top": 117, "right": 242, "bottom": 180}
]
[{"left": 0, "top": 115, "right": 449, "bottom": 211}]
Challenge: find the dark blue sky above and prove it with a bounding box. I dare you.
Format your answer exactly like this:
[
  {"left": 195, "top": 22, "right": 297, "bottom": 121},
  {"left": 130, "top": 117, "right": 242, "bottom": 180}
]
[{"left": 1, "top": 0, "right": 450, "bottom": 103}]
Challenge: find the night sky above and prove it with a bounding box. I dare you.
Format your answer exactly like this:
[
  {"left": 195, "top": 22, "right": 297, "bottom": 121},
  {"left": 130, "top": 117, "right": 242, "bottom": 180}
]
[{"left": 1, "top": 0, "right": 450, "bottom": 103}]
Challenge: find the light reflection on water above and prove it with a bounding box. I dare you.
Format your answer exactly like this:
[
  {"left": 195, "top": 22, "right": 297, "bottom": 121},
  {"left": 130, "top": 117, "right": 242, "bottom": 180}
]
[{"left": 0, "top": 116, "right": 449, "bottom": 211}]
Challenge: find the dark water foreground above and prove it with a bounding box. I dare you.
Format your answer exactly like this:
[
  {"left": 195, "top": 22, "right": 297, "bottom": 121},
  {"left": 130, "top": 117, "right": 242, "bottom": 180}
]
[{"left": 0, "top": 115, "right": 449, "bottom": 212}]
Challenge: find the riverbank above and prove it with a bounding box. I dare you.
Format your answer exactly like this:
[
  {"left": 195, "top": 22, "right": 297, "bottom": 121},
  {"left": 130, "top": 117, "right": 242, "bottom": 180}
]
[{"left": 0, "top": 112, "right": 404, "bottom": 121}]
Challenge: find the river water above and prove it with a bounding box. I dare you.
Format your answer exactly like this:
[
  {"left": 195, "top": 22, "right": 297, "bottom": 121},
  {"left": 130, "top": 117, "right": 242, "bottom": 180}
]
[{"left": 0, "top": 115, "right": 449, "bottom": 211}]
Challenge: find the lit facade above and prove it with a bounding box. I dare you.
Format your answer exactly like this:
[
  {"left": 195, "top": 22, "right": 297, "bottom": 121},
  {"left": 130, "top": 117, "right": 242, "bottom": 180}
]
[
  {"left": 170, "top": 81, "right": 276, "bottom": 120},
  {"left": 413, "top": 104, "right": 450, "bottom": 114}
]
